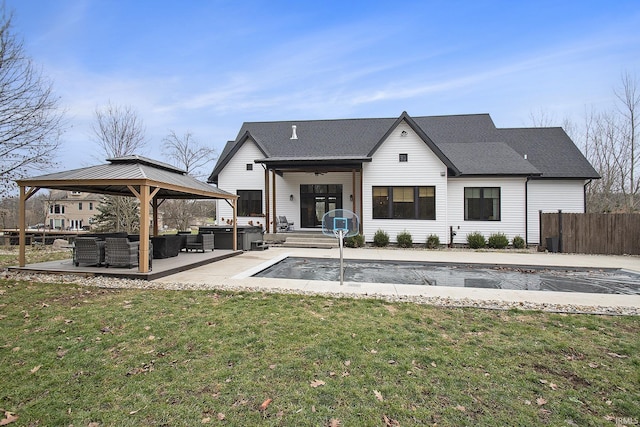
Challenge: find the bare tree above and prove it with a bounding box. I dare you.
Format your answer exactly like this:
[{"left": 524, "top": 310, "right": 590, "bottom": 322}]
[
  {"left": 528, "top": 108, "right": 558, "bottom": 127},
  {"left": 0, "top": 8, "right": 65, "bottom": 197},
  {"left": 91, "top": 101, "right": 146, "bottom": 232},
  {"left": 162, "top": 130, "right": 217, "bottom": 179},
  {"left": 160, "top": 130, "right": 218, "bottom": 230},
  {"left": 92, "top": 101, "right": 146, "bottom": 159},
  {"left": 614, "top": 71, "right": 639, "bottom": 211}
]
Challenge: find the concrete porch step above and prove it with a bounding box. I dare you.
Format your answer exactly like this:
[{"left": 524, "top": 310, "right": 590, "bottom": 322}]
[{"left": 276, "top": 232, "right": 338, "bottom": 249}]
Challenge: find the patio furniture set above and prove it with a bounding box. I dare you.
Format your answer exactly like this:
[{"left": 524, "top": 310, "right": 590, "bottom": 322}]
[{"left": 73, "top": 232, "right": 215, "bottom": 269}]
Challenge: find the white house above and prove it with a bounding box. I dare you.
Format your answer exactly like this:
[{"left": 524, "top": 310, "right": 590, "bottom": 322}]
[{"left": 208, "top": 112, "right": 599, "bottom": 245}]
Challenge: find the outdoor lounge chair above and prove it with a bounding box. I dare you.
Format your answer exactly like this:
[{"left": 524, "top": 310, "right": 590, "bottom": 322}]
[
  {"left": 105, "top": 237, "right": 140, "bottom": 268},
  {"left": 277, "top": 216, "right": 294, "bottom": 232},
  {"left": 185, "top": 233, "right": 214, "bottom": 252},
  {"left": 74, "top": 237, "right": 105, "bottom": 267}
]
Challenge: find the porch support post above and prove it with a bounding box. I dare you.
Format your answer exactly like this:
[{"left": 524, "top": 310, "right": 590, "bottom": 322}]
[
  {"left": 359, "top": 168, "right": 364, "bottom": 234},
  {"left": 138, "top": 184, "right": 150, "bottom": 273},
  {"left": 264, "top": 166, "right": 270, "bottom": 234},
  {"left": 351, "top": 169, "right": 356, "bottom": 213},
  {"left": 271, "top": 169, "right": 277, "bottom": 233}
]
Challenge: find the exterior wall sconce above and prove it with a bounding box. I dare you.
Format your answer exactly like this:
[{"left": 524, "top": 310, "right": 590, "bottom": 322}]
[
  {"left": 349, "top": 194, "right": 353, "bottom": 201},
  {"left": 289, "top": 194, "right": 294, "bottom": 201},
  {"left": 440, "top": 171, "right": 446, "bottom": 177}
]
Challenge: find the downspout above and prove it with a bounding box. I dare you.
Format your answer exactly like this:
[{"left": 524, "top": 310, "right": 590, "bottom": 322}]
[
  {"left": 525, "top": 176, "right": 530, "bottom": 246},
  {"left": 583, "top": 179, "right": 592, "bottom": 213}
]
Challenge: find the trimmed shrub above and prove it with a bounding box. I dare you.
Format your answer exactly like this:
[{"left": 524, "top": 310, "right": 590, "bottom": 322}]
[
  {"left": 373, "top": 229, "right": 390, "bottom": 247},
  {"left": 512, "top": 235, "right": 526, "bottom": 249},
  {"left": 396, "top": 230, "right": 413, "bottom": 248},
  {"left": 344, "top": 233, "right": 365, "bottom": 248},
  {"left": 488, "top": 232, "right": 509, "bottom": 249},
  {"left": 467, "top": 231, "right": 486, "bottom": 249},
  {"left": 426, "top": 234, "right": 440, "bottom": 249}
]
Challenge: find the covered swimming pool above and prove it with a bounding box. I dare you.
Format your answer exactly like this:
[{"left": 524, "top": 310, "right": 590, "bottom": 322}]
[{"left": 253, "top": 257, "right": 640, "bottom": 295}]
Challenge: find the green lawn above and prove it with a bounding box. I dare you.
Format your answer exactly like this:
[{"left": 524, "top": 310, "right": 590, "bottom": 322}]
[{"left": 1, "top": 277, "right": 638, "bottom": 426}]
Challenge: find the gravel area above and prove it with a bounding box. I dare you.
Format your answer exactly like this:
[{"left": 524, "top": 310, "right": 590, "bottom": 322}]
[{"left": 2, "top": 269, "right": 639, "bottom": 316}]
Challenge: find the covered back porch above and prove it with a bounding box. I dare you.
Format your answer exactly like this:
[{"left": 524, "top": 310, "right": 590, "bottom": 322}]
[{"left": 257, "top": 158, "right": 366, "bottom": 234}]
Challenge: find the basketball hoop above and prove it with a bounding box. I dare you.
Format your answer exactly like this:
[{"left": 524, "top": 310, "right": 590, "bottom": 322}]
[{"left": 322, "top": 209, "right": 360, "bottom": 285}]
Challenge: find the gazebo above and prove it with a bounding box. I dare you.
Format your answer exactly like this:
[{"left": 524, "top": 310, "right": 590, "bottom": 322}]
[{"left": 15, "top": 155, "right": 238, "bottom": 273}]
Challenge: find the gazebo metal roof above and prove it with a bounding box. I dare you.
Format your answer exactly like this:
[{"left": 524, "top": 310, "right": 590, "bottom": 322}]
[{"left": 18, "top": 155, "right": 237, "bottom": 199}]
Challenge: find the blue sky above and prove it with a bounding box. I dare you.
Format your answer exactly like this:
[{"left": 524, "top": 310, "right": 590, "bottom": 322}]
[{"left": 6, "top": 0, "right": 640, "bottom": 175}]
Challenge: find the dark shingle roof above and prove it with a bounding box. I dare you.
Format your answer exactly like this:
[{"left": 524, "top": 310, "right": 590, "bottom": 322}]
[
  {"left": 438, "top": 142, "right": 540, "bottom": 176},
  {"left": 208, "top": 113, "right": 599, "bottom": 183},
  {"left": 497, "top": 128, "right": 599, "bottom": 179}
]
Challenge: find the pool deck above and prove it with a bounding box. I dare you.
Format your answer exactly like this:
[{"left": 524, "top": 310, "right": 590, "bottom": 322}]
[{"left": 154, "top": 247, "right": 640, "bottom": 312}]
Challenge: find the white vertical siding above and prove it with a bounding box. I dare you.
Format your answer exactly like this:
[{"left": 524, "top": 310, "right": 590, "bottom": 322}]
[
  {"left": 527, "top": 179, "right": 586, "bottom": 244},
  {"left": 447, "top": 177, "right": 527, "bottom": 245},
  {"left": 217, "top": 140, "right": 266, "bottom": 226},
  {"left": 362, "top": 121, "right": 449, "bottom": 244}
]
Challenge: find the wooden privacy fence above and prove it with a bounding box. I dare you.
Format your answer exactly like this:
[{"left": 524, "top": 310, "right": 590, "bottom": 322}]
[{"left": 540, "top": 211, "right": 640, "bottom": 255}]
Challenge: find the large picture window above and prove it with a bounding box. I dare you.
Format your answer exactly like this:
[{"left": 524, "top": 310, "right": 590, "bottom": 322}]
[
  {"left": 237, "top": 190, "right": 262, "bottom": 216},
  {"left": 464, "top": 187, "right": 500, "bottom": 221},
  {"left": 373, "top": 186, "right": 435, "bottom": 220}
]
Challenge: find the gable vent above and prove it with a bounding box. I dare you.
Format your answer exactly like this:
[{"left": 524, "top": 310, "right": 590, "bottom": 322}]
[{"left": 290, "top": 125, "right": 298, "bottom": 140}]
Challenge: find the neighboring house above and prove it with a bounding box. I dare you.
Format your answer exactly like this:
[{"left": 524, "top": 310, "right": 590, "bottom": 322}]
[
  {"left": 45, "top": 190, "right": 101, "bottom": 230},
  {"left": 208, "top": 112, "right": 599, "bottom": 245}
]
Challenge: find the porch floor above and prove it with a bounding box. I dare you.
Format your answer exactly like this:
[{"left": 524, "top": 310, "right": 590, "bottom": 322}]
[{"left": 8, "top": 249, "right": 242, "bottom": 281}]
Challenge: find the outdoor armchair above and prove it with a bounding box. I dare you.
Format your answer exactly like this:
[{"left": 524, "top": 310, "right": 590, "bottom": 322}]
[
  {"left": 105, "top": 237, "right": 139, "bottom": 268},
  {"left": 277, "top": 216, "right": 294, "bottom": 232},
  {"left": 74, "top": 237, "right": 105, "bottom": 267},
  {"left": 185, "top": 233, "right": 214, "bottom": 252}
]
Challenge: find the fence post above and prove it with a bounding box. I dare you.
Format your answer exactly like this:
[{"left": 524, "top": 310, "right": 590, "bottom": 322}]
[
  {"left": 558, "top": 210, "right": 563, "bottom": 253},
  {"left": 539, "top": 210, "right": 542, "bottom": 248}
]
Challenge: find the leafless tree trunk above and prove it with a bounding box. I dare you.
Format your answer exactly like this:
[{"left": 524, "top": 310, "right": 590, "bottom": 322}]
[
  {"left": 582, "top": 109, "right": 626, "bottom": 212},
  {"left": 91, "top": 101, "right": 146, "bottom": 231},
  {"left": 160, "top": 130, "right": 218, "bottom": 230},
  {"left": 0, "top": 8, "right": 65, "bottom": 197},
  {"left": 614, "top": 71, "right": 639, "bottom": 211},
  {"left": 92, "top": 101, "right": 146, "bottom": 159},
  {"left": 162, "top": 130, "right": 217, "bottom": 179}
]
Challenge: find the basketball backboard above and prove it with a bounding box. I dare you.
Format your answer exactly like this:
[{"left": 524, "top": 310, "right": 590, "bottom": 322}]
[{"left": 321, "top": 209, "right": 360, "bottom": 238}]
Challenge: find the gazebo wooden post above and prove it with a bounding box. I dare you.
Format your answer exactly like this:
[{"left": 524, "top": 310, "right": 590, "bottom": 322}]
[
  {"left": 18, "top": 186, "right": 27, "bottom": 267},
  {"left": 152, "top": 196, "right": 159, "bottom": 236},
  {"left": 138, "top": 184, "right": 150, "bottom": 273},
  {"left": 17, "top": 185, "right": 39, "bottom": 267}
]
